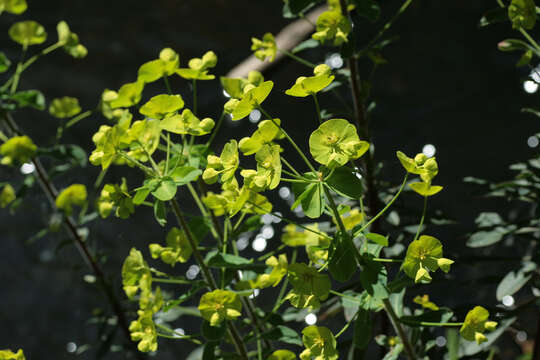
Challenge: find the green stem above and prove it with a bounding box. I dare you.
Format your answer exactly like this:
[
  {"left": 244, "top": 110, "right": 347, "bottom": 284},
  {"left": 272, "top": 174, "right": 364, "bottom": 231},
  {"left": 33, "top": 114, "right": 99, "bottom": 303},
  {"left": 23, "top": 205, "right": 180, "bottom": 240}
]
[
  {"left": 278, "top": 48, "right": 316, "bottom": 68},
  {"left": 399, "top": 319, "right": 463, "bottom": 327},
  {"left": 372, "top": 258, "right": 403, "bottom": 263},
  {"left": 207, "top": 111, "right": 225, "bottom": 147},
  {"left": 193, "top": 79, "right": 198, "bottom": 116},
  {"left": 272, "top": 249, "right": 297, "bottom": 313},
  {"left": 169, "top": 199, "right": 249, "bottom": 360},
  {"left": 258, "top": 106, "right": 317, "bottom": 173},
  {"left": 330, "top": 290, "right": 362, "bottom": 304},
  {"left": 117, "top": 151, "right": 155, "bottom": 176},
  {"left": 152, "top": 277, "right": 192, "bottom": 285},
  {"left": 383, "top": 298, "right": 417, "bottom": 360},
  {"left": 323, "top": 184, "right": 347, "bottom": 235},
  {"left": 65, "top": 110, "right": 92, "bottom": 129},
  {"left": 335, "top": 309, "right": 359, "bottom": 338},
  {"left": 155, "top": 323, "right": 203, "bottom": 344},
  {"left": 353, "top": 173, "right": 408, "bottom": 238},
  {"left": 312, "top": 93, "right": 323, "bottom": 124},
  {"left": 281, "top": 157, "right": 303, "bottom": 178},
  {"left": 246, "top": 201, "right": 332, "bottom": 239},
  {"left": 164, "top": 75, "right": 172, "bottom": 94},
  {"left": 519, "top": 28, "right": 540, "bottom": 53},
  {"left": 413, "top": 196, "right": 428, "bottom": 241},
  {"left": 364, "top": 0, "right": 414, "bottom": 51}
]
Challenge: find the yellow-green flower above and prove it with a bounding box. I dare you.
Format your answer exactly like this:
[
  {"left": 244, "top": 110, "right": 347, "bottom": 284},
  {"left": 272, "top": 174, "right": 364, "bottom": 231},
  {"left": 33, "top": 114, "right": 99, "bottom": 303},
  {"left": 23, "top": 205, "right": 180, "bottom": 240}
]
[
  {"left": 312, "top": 10, "right": 351, "bottom": 46},
  {"left": 56, "top": 21, "right": 87, "bottom": 58},
  {"left": 230, "top": 81, "right": 274, "bottom": 120},
  {"left": 137, "top": 48, "right": 180, "bottom": 83},
  {"left": 309, "top": 119, "right": 369, "bottom": 168},
  {"left": 251, "top": 33, "right": 277, "bottom": 62},
  {"left": 300, "top": 326, "right": 338, "bottom": 360},
  {"left": 149, "top": 227, "right": 194, "bottom": 266},
  {"left": 460, "top": 306, "right": 498, "bottom": 344},
  {"left": 0, "top": 0, "right": 27, "bottom": 15},
  {"left": 160, "top": 109, "right": 215, "bottom": 136},
  {"left": 0, "top": 349, "right": 25, "bottom": 360},
  {"left": 396, "top": 151, "right": 439, "bottom": 184},
  {"left": 129, "top": 311, "right": 158, "bottom": 352},
  {"left": 401, "top": 235, "right": 454, "bottom": 283},
  {"left": 0, "top": 184, "right": 16, "bottom": 208},
  {"left": 0, "top": 135, "right": 37, "bottom": 166},
  {"left": 176, "top": 51, "right": 217, "bottom": 80},
  {"left": 238, "top": 118, "right": 282, "bottom": 155},
  {"left": 252, "top": 144, "right": 282, "bottom": 191},
  {"left": 285, "top": 64, "right": 334, "bottom": 97},
  {"left": 126, "top": 119, "right": 162, "bottom": 162},
  {"left": 413, "top": 294, "right": 439, "bottom": 311},
  {"left": 121, "top": 248, "right": 152, "bottom": 299},
  {"left": 55, "top": 184, "right": 87, "bottom": 215},
  {"left": 253, "top": 254, "right": 288, "bottom": 288},
  {"left": 109, "top": 81, "right": 145, "bottom": 109},
  {"left": 96, "top": 179, "right": 134, "bottom": 219},
  {"left": 268, "top": 350, "right": 296, "bottom": 360},
  {"left": 49, "top": 96, "right": 81, "bottom": 118},
  {"left": 198, "top": 289, "right": 243, "bottom": 326},
  {"left": 286, "top": 263, "right": 331, "bottom": 309},
  {"left": 203, "top": 140, "right": 239, "bottom": 185}
]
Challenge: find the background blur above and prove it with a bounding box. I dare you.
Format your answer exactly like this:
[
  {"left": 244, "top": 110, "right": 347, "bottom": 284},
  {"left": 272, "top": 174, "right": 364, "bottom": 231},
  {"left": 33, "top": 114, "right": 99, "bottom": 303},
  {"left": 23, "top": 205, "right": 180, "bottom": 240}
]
[{"left": 0, "top": 0, "right": 538, "bottom": 359}]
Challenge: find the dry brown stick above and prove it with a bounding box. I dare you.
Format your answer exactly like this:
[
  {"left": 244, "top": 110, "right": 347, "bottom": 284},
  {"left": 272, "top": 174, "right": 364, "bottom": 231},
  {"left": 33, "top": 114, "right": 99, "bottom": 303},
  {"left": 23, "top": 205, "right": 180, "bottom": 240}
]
[{"left": 226, "top": 5, "right": 326, "bottom": 78}]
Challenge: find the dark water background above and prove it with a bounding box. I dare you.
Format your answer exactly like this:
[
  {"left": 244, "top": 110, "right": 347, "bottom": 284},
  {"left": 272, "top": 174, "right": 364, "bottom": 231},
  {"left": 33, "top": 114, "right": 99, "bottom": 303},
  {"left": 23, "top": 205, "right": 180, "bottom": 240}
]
[{"left": 0, "top": 0, "right": 538, "bottom": 358}]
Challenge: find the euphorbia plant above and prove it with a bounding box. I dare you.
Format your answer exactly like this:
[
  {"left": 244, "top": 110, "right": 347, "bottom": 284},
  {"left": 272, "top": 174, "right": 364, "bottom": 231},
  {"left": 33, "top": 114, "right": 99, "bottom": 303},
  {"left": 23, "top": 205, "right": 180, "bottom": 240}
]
[
  {"left": 3, "top": 0, "right": 535, "bottom": 359},
  {"left": 81, "top": 1, "right": 503, "bottom": 359}
]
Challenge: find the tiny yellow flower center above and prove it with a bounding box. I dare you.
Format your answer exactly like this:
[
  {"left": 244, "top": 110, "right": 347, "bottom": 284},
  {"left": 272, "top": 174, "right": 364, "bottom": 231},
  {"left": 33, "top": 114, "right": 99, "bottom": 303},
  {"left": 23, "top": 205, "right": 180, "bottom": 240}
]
[{"left": 326, "top": 134, "right": 338, "bottom": 144}]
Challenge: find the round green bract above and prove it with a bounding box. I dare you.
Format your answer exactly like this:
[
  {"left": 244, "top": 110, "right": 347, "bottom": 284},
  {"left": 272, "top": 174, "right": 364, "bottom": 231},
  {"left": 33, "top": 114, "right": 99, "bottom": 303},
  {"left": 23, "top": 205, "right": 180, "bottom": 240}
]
[
  {"left": 0, "top": 135, "right": 37, "bottom": 165},
  {"left": 55, "top": 184, "right": 87, "bottom": 215},
  {"left": 198, "top": 289, "right": 242, "bottom": 326},
  {"left": 139, "top": 94, "right": 184, "bottom": 119},
  {"left": 9, "top": 20, "right": 47, "bottom": 46},
  {"left": 49, "top": 96, "right": 81, "bottom": 118},
  {"left": 309, "top": 119, "right": 369, "bottom": 168}
]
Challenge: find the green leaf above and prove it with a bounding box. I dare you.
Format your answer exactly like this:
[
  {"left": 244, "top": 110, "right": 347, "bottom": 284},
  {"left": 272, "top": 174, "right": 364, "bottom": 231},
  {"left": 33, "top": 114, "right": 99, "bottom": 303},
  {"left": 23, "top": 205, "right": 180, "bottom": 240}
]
[
  {"left": 140, "top": 94, "right": 184, "bottom": 120},
  {"left": 366, "top": 232, "right": 388, "bottom": 247},
  {"left": 359, "top": 258, "right": 389, "bottom": 301},
  {"left": 495, "top": 261, "right": 536, "bottom": 301},
  {"left": 201, "top": 321, "right": 226, "bottom": 341},
  {"left": 151, "top": 177, "right": 177, "bottom": 201},
  {"left": 516, "top": 49, "right": 533, "bottom": 66},
  {"left": 207, "top": 253, "right": 264, "bottom": 271},
  {"left": 466, "top": 228, "right": 506, "bottom": 248},
  {"left": 292, "top": 182, "right": 325, "bottom": 219},
  {"left": 262, "top": 325, "right": 303, "bottom": 346},
  {"left": 325, "top": 166, "right": 363, "bottom": 199},
  {"left": 9, "top": 20, "right": 47, "bottom": 46},
  {"left": 409, "top": 182, "right": 443, "bottom": 196},
  {"left": 479, "top": 7, "right": 508, "bottom": 27},
  {"left": 0, "top": 52, "right": 11, "bottom": 73},
  {"left": 353, "top": 308, "right": 372, "bottom": 349},
  {"left": 133, "top": 187, "right": 151, "bottom": 205},
  {"left": 400, "top": 308, "right": 454, "bottom": 327},
  {"left": 153, "top": 200, "right": 167, "bottom": 227},
  {"left": 292, "top": 39, "right": 319, "bottom": 54},
  {"left": 109, "top": 81, "right": 144, "bottom": 109},
  {"left": 169, "top": 166, "right": 202, "bottom": 185},
  {"left": 508, "top": 0, "right": 536, "bottom": 30},
  {"left": 283, "top": 0, "right": 319, "bottom": 18},
  {"left": 329, "top": 232, "right": 357, "bottom": 282},
  {"left": 267, "top": 350, "right": 296, "bottom": 360},
  {"left": 11, "top": 90, "right": 46, "bottom": 110},
  {"left": 352, "top": 0, "right": 381, "bottom": 22}
]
